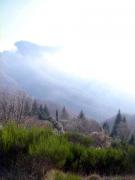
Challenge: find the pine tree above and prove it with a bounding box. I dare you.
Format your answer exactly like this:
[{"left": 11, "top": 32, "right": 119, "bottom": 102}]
[
  {"left": 78, "top": 110, "right": 86, "bottom": 120},
  {"left": 129, "top": 134, "right": 135, "bottom": 145},
  {"left": 56, "top": 110, "right": 59, "bottom": 121},
  {"left": 122, "top": 116, "right": 126, "bottom": 123},
  {"left": 39, "top": 104, "right": 43, "bottom": 112},
  {"left": 103, "top": 121, "right": 110, "bottom": 134},
  {"left": 111, "top": 110, "right": 122, "bottom": 138},
  {"left": 31, "top": 100, "right": 38, "bottom": 115},
  {"left": 111, "top": 110, "right": 129, "bottom": 140},
  {"left": 38, "top": 104, "right": 44, "bottom": 120},
  {"left": 44, "top": 105, "right": 50, "bottom": 115},
  {"left": 43, "top": 105, "right": 50, "bottom": 119},
  {"left": 120, "top": 116, "right": 129, "bottom": 140},
  {"left": 38, "top": 104, "right": 50, "bottom": 120},
  {"left": 115, "top": 109, "right": 122, "bottom": 124},
  {"left": 60, "top": 106, "right": 69, "bottom": 120},
  {"left": 24, "top": 100, "right": 30, "bottom": 116}
]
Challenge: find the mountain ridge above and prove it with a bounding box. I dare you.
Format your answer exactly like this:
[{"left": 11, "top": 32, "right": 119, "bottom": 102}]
[{"left": 1, "top": 40, "right": 135, "bottom": 121}]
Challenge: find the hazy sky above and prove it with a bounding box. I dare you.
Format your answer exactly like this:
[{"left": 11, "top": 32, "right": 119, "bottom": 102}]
[{"left": 1, "top": 0, "right": 135, "bottom": 95}]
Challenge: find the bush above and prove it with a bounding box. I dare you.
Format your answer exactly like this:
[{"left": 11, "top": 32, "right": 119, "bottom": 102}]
[
  {"left": 65, "top": 144, "right": 86, "bottom": 172},
  {"left": 29, "top": 135, "right": 71, "bottom": 167},
  {"left": 0, "top": 122, "right": 135, "bottom": 176},
  {"left": 0, "top": 122, "right": 53, "bottom": 152},
  {"left": 65, "top": 132, "right": 92, "bottom": 147}
]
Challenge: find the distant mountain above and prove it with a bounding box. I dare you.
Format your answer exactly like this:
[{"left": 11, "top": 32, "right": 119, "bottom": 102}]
[
  {"left": 15, "top": 41, "right": 58, "bottom": 56},
  {"left": 1, "top": 40, "right": 135, "bottom": 121},
  {"left": 0, "top": 71, "right": 19, "bottom": 92}
]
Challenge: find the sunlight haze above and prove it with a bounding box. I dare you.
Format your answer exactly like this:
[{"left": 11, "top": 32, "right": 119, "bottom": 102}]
[{"left": 1, "top": 0, "right": 135, "bottom": 95}]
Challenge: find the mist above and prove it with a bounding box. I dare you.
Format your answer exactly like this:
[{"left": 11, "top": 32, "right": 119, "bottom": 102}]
[
  {"left": 1, "top": 0, "right": 135, "bottom": 95},
  {"left": 1, "top": 41, "right": 135, "bottom": 121}
]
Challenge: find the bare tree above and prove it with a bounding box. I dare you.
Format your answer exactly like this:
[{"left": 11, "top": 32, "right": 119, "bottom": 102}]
[{"left": 0, "top": 89, "right": 32, "bottom": 122}]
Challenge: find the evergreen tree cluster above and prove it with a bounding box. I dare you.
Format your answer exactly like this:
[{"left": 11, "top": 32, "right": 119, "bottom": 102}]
[
  {"left": 31, "top": 100, "right": 50, "bottom": 120},
  {"left": 31, "top": 101, "right": 72, "bottom": 121},
  {"left": 31, "top": 101, "right": 88, "bottom": 122},
  {"left": 129, "top": 134, "right": 135, "bottom": 145},
  {"left": 78, "top": 110, "right": 86, "bottom": 120},
  {"left": 111, "top": 110, "right": 129, "bottom": 140},
  {"left": 103, "top": 121, "right": 110, "bottom": 134}
]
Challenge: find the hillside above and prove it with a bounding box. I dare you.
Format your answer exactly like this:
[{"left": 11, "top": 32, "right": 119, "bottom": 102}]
[
  {"left": 1, "top": 41, "right": 135, "bottom": 121},
  {"left": 0, "top": 71, "right": 19, "bottom": 91}
]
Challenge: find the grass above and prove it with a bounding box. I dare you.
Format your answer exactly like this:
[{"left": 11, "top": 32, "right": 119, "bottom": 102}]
[
  {"left": 29, "top": 135, "right": 71, "bottom": 167},
  {"left": 0, "top": 122, "right": 135, "bottom": 178},
  {"left": 45, "top": 170, "right": 81, "bottom": 180},
  {"left": 0, "top": 122, "right": 53, "bottom": 151}
]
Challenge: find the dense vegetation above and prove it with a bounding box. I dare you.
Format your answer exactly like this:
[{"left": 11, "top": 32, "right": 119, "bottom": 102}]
[
  {"left": 0, "top": 90, "right": 135, "bottom": 179},
  {"left": 0, "top": 122, "right": 135, "bottom": 179}
]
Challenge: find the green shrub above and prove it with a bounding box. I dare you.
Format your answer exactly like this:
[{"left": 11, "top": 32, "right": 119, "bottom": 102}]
[
  {"left": 65, "top": 144, "right": 87, "bottom": 172},
  {"left": 0, "top": 122, "right": 53, "bottom": 152},
  {"left": 1, "top": 122, "right": 29, "bottom": 151},
  {"left": 65, "top": 132, "right": 92, "bottom": 147},
  {"left": 29, "top": 135, "right": 71, "bottom": 167},
  {"left": 0, "top": 122, "right": 135, "bottom": 176}
]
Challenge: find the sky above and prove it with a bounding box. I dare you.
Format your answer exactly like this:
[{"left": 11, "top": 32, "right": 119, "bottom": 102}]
[{"left": 1, "top": 0, "right": 135, "bottom": 95}]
